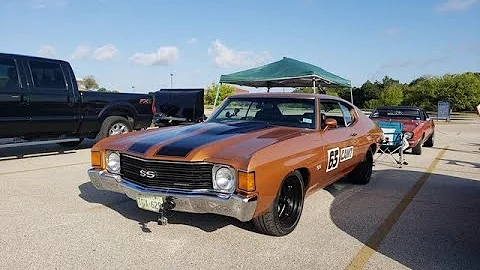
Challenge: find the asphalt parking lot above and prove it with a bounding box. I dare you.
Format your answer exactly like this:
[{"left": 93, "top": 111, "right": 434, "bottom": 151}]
[{"left": 1, "top": 118, "right": 479, "bottom": 270}]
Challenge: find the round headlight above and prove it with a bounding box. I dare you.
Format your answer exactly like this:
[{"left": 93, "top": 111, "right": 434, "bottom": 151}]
[
  {"left": 106, "top": 151, "right": 121, "bottom": 173},
  {"left": 404, "top": 132, "right": 414, "bottom": 140},
  {"left": 214, "top": 167, "right": 235, "bottom": 192}
]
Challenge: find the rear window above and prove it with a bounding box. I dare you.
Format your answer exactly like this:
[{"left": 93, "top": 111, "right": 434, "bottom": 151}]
[
  {"left": 0, "top": 57, "right": 19, "bottom": 91},
  {"left": 371, "top": 109, "right": 423, "bottom": 120},
  {"left": 29, "top": 61, "right": 67, "bottom": 89}
]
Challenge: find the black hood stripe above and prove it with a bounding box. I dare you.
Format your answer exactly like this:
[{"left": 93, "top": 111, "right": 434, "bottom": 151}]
[
  {"left": 127, "top": 124, "right": 206, "bottom": 154},
  {"left": 156, "top": 122, "right": 270, "bottom": 157}
]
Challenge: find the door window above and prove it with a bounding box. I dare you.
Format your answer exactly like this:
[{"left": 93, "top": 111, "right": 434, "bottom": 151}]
[
  {"left": 320, "top": 101, "right": 346, "bottom": 128},
  {"left": 29, "top": 61, "right": 67, "bottom": 89},
  {"left": 339, "top": 102, "right": 356, "bottom": 126},
  {"left": 0, "top": 57, "right": 19, "bottom": 91}
]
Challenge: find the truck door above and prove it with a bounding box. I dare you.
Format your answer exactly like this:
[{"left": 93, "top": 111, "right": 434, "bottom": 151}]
[
  {"left": 25, "top": 59, "right": 79, "bottom": 136},
  {"left": 0, "top": 56, "right": 30, "bottom": 138}
]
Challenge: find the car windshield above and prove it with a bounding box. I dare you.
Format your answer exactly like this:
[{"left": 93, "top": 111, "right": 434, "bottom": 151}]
[
  {"left": 371, "top": 108, "right": 423, "bottom": 120},
  {"left": 208, "top": 97, "right": 316, "bottom": 129}
]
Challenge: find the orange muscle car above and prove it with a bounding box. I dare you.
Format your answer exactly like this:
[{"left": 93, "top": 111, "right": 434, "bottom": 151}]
[
  {"left": 369, "top": 106, "right": 435, "bottom": 155},
  {"left": 88, "top": 93, "right": 383, "bottom": 236}
]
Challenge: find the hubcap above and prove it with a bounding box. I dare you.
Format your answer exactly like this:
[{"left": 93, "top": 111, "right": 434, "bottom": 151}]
[
  {"left": 109, "top": 123, "right": 128, "bottom": 136},
  {"left": 277, "top": 177, "right": 302, "bottom": 229}
]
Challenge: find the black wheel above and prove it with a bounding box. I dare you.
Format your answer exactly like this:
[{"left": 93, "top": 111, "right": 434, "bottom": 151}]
[
  {"left": 253, "top": 171, "right": 305, "bottom": 236},
  {"left": 96, "top": 116, "right": 132, "bottom": 140},
  {"left": 412, "top": 136, "right": 423, "bottom": 155},
  {"left": 349, "top": 148, "right": 373, "bottom": 185},
  {"left": 424, "top": 132, "right": 434, "bottom": 147},
  {"left": 57, "top": 138, "right": 84, "bottom": 147}
]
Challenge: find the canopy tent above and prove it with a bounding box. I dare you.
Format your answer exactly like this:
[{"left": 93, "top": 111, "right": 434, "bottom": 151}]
[{"left": 215, "top": 57, "right": 352, "bottom": 107}]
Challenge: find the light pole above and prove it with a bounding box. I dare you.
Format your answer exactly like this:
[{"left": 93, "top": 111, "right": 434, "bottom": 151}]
[{"left": 170, "top": 73, "right": 173, "bottom": 89}]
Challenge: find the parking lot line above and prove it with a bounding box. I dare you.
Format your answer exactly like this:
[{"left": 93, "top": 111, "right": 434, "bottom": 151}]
[
  {"left": 0, "top": 162, "right": 90, "bottom": 176},
  {"left": 345, "top": 146, "right": 449, "bottom": 270}
]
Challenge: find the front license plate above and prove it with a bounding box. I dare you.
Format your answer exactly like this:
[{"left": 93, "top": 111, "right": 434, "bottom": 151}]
[{"left": 136, "top": 195, "right": 164, "bottom": 213}]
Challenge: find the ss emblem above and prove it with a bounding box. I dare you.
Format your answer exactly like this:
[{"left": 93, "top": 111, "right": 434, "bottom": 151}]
[{"left": 139, "top": 169, "right": 155, "bottom": 178}]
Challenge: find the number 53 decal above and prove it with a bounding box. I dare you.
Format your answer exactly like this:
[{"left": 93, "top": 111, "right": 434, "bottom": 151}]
[{"left": 326, "top": 147, "right": 340, "bottom": 172}]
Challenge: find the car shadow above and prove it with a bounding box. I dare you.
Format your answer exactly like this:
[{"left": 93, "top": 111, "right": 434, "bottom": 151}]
[
  {"left": 77, "top": 181, "right": 256, "bottom": 233},
  {"left": 328, "top": 169, "right": 480, "bottom": 270},
  {"left": 0, "top": 139, "right": 95, "bottom": 161}
]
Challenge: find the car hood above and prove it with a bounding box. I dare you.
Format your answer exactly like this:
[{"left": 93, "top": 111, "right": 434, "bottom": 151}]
[
  {"left": 101, "top": 121, "right": 309, "bottom": 164},
  {"left": 371, "top": 117, "right": 423, "bottom": 132}
]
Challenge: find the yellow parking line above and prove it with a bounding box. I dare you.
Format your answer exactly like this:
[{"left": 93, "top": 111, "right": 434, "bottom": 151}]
[
  {"left": 0, "top": 162, "right": 90, "bottom": 176},
  {"left": 345, "top": 146, "right": 449, "bottom": 270}
]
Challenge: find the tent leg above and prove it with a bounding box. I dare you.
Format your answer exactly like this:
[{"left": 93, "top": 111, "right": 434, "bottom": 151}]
[
  {"left": 213, "top": 83, "right": 221, "bottom": 109},
  {"left": 267, "top": 87, "right": 270, "bottom": 93},
  {"left": 313, "top": 80, "right": 316, "bottom": 94},
  {"left": 350, "top": 87, "right": 353, "bottom": 104}
]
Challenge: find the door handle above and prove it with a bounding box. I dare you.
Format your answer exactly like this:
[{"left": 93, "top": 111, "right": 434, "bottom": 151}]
[
  {"left": 350, "top": 133, "right": 357, "bottom": 137},
  {"left": 19, "top": 95, "right": 30, "bottom": 105}
]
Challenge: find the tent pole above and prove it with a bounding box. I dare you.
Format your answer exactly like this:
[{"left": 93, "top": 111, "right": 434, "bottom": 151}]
[
  {"left": 213, "top": 83, "right": 221, "bottom": 109},
  {"left": 313, "top": 79, "right": 316, "bottom": 94},
  {"left": 350, "top": 86, "right": 353, "bottom": 104}
]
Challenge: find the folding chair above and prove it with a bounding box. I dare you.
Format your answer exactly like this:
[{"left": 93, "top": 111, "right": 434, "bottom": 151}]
[{"left": 374, "top": 121, "right": 409, "bottom": 168}]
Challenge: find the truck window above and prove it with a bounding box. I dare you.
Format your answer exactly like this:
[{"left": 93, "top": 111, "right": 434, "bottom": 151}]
[
  {"left": 29, "top": 61, "right": 67, "bottom": 89},
  {"left": 0, "top": 57, "right": 19, "bottom": 91}
]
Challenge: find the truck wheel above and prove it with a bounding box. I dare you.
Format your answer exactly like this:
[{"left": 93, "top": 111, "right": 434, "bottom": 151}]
[
  {"left": 412, "top": 136, "right": 423, "bottom": 155},
  {"left": 349, "top": 148, "right": 374, "bottom": 185},
  {"left": 97, "top": 116, "right": 132, "bottom": 140},
  {"left": 424, "top": 132, "right": 434, "bottom": 147},
  {"left": 57, "top": 138, "right": 84, "bottom": 147},
  {"left": 253, "top": 171, "right": 305, "bottom": 236}
]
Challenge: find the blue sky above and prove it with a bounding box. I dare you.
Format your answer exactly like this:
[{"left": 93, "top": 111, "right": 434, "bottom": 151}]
[{"left": 1, "top": 0, "right": 479, "bottom": 93}]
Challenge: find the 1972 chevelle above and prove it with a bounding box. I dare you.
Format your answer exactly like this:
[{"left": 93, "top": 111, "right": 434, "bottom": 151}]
[{"left": 88, "top": 93, "right": 383, "bottom": 236}]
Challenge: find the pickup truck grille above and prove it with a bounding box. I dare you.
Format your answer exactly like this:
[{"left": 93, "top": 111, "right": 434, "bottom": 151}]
[{"left": 120, "top": 154, "right": 214, "bottom": 190}]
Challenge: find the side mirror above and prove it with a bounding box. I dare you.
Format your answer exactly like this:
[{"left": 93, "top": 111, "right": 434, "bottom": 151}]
[{"left": 323, "top": 118, "right": 337, "bottom": 130}]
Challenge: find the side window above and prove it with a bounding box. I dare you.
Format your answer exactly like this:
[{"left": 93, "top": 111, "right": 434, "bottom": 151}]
[
  {"left": 0, "top": 57, "right": 19, "bottom": 91},
  {"left": 320, "top": 101, "right": 346, "bottom": 128},
  {"left": 339, "top": 103, "right": 355, "bottom": 126},
  {"left": 29, "top": 61, "right": 66, "bottom": 89}
]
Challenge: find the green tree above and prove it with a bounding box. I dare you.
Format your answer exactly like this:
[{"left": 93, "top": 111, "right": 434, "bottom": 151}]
[
  {"left": 379, "top": 84, "right": 404, "bottom": 106},
  {"left": 83, "top": 76, "right": 99, "bottom": 90},
  {"left": 204, "top": 83, "right": 235, "bottom": 105}
]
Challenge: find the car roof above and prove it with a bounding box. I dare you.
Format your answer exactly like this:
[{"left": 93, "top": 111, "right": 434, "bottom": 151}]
[
  {"left": 375, "top": 105, "right": 424, "bottom": 111},
  {"left": 0, "top": 52, "right": 68, "bottom": 64}
]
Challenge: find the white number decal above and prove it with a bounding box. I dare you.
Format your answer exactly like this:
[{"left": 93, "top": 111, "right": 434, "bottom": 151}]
[{"left": 326, "top": 147, "right": 340, "bottom": 172}]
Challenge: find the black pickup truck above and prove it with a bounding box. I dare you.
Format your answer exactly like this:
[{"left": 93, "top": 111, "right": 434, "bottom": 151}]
[{"left": 0, "top": 53, "right": 153, "bottom": 147}]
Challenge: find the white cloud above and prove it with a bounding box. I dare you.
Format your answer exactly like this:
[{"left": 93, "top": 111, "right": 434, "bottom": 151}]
[
  {"left": 37, "top": 45, "right": 56, "bottom": 57},
  {"left": 93, "top": 44, "right": 119, "bottom": 61},
  {"left": 381, "top": 27, "right": 401, "bottom": 37},
  {"left": 188, "top": 37, "right": 198, "bottom": 44},
  {"left": 208, "top": 39, "right": 271, "bottom": 68},
  {"left": 71, "top": 45, "right": 91, "bottom": 60},
  {"left": 30, "top": 0, "right": 68, "bottom": 9},
  {"left": 129, "top": 47, "right": 179, "bottom": 66},
  {"left": 435, "top": 0, "right": 478, "bottom": 12}
]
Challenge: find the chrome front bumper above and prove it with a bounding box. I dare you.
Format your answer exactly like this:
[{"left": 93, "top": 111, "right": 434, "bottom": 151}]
[{"left": 87, "top": 169, "right": 257, "bottom": 222}]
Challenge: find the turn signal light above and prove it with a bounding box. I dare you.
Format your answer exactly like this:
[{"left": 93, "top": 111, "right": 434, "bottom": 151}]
[
  {"left": 91, "top": 151, "right": 103, "bottom": 169},
  {"left": 238, "top": 171, "right": 255, "bottom": 192}
]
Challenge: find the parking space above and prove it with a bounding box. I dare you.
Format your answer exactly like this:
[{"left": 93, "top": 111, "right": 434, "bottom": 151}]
[{"left": 0, "top": 119, "right": 479, "bottom": 270}]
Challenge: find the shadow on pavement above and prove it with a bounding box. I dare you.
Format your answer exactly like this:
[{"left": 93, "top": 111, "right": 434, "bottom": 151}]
[
  {"left": 77, "top": 182, "right": 256, "bottom": 233},
  {"left": 0, "top": 139, "right": 95, "bottom": 161},
  {"left": 328, "top": 169, "right": 480, "bottom": 270}
]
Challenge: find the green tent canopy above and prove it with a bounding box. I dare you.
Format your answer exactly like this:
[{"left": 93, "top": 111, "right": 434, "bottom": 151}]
[{"left": 219, "top": 57, "right": 351, "bottom": 88}]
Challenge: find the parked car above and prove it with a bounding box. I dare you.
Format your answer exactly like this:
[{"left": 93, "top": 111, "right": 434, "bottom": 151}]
[
  {"left": 0, "top": 53, "right": 154, "bottom": 147},
  {"left": 151, "top": 88, "right": 205, "bottom": 126},
  {"left": 87, "top": 93, "right": 383, "bottom": 236},
  {"left": 369, "top": 106, "right": 435, "bottom": 155}
]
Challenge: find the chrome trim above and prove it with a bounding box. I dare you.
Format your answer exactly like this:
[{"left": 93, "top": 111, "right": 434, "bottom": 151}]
[{"left": 87, "top": 169, "right": 257, "bottom": 222}]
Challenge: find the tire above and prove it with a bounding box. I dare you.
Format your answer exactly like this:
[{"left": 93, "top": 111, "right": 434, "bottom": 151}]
[
  {"left": 412, "top": 136, "right": 423, "bottom": 155},
  {"left": 96, "top": 116, "right": 132, "bottom": 140},
  {"left": 424, "top": 132, "right": 434, "bottom": 147},
  {"left": 253, "top": 171, "right": 305, "bottom": 236},
  {"left": 57, "top": 138, "right": 84, "bottom": 147},
  {"left": 349, "top": 148, "right": 374, "bottom": 185}
]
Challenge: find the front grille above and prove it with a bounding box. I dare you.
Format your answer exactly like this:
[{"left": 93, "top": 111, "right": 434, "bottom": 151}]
[{"left": 120, "top": 154, "right": 214, "bottom": 190}]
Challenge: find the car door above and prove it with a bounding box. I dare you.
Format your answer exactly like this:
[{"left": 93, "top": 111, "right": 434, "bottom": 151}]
[
  {"left": 318, "top": 99, "right": 357, "bottom": 181},
  {"left": 25, "top": 59, "right": 79, "bottom": 136},
  {"left": 0, "top": 55, "right": 30, "bottom": 138}
]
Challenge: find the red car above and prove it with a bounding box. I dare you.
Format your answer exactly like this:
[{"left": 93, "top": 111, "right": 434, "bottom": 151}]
[{"left": 369, "top": 106, "right": 435, "bottom": 155}]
